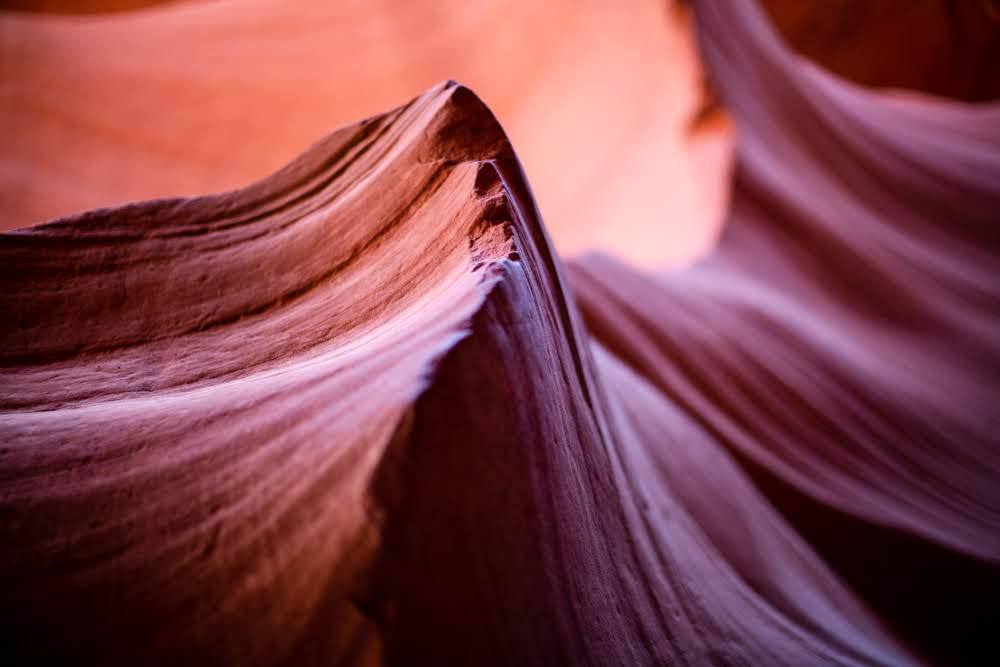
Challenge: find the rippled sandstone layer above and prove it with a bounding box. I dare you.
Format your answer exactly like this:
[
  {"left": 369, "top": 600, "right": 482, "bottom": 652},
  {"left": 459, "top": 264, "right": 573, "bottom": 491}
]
[{"left": 2, "top": 1, "right": 999, "bottom": 665}]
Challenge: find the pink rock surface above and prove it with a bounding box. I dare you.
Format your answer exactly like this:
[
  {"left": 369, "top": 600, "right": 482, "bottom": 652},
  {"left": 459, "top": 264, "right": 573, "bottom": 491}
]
[
  {"left": 1, "top": 1, "right": 998, "bottom": 665},
  {"left": 0, "top": 0, "right": 732, "bottom": 268}
]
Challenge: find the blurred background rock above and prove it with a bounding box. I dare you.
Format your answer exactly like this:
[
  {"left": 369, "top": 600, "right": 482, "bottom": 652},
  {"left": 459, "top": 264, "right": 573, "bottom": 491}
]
[{"left": 1, "top": 0, "right": 996, "bottom": 267}]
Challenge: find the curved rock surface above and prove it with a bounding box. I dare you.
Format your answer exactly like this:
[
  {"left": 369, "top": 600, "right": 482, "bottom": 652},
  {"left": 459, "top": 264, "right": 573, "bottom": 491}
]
[
  {"left": 0, "top": 0, "right": 731, "bottom": 268},
  {"left": 759, "top": 0, "right": 1000, "bottom": 101},
  {"left": 2, "top": 0, "right": 999, "bottom": 665}
]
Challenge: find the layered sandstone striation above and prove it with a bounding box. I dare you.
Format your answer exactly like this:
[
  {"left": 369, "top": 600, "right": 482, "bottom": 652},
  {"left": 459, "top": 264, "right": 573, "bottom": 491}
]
[{"left": 2, "top": 1, "right": 999, "bottom": 665}]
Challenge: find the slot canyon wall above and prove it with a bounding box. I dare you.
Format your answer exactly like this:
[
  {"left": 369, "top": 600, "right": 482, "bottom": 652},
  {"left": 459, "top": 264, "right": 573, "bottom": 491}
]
[{"left": 1, "top": 1, "right": 998, "bottom": 665}]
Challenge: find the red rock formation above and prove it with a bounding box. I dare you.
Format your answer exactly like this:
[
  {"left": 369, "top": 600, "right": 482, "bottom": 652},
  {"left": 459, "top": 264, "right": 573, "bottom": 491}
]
[
  {"left": 759, "top": 0, "right": 1000, "bottom": 102},
  {"left": 0, "top": 0, "right": 731, "bottom": 268},
  {"left": 2, "top": 1, "right": 999, "bottom": 665}
]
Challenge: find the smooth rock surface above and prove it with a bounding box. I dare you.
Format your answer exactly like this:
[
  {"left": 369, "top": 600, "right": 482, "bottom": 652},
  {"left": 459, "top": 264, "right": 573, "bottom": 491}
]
[{"left": 1, "top": 0, "right": 998, "bottom": 665}]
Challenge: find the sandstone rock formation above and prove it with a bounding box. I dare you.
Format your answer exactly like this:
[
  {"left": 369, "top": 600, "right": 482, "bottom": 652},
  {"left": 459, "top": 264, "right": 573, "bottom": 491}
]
[
  {"left": 0, "top": 0, "right": 731, "bottom": 268},
  {"left": 759, "top": 0, "right": 1000, "bottom": 102},
  {"left": 1, "top": 0, "right": 998, "bottom": 665}
]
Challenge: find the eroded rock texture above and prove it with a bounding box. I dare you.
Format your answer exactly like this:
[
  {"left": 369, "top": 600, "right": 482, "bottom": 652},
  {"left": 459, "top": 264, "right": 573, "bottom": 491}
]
[
  {"left": 1, "top": 0, "right": 998, "bottom": 665},
  {"left": 0, "top": 0, "right": 730, "bottom": 268}
]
